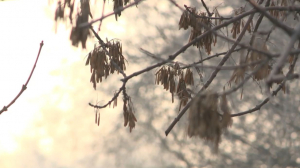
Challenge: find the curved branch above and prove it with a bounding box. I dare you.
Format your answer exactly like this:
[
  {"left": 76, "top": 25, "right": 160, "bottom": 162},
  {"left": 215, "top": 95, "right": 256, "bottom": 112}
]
[
  {"left": 0, "top": 41, "right": 44, "bottom": 115},
  {"left": 232, "top": 56, "right": 298, "bottom": 117},
  {"left": 79, "top": 0, "right": 144, "bottom": 29},
  {"left": 165, "top": 13, "right": 256, "bottom": 136}
]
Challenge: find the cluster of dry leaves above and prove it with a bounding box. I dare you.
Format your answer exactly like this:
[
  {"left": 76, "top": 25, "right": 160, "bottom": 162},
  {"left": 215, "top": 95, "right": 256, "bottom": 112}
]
[
  {"left": 54, "top": 0, "right": 93, "bottom": 48},
  {"left": 86, "top": 40, "right": 126, "bottom": 89},
  {"left": 188, "top": 92, "right": 232, "bottom": 153},
  {"left": 155, "top": 63, "right": 194, "bottom": 111},
  {"left": 270, "top": 0, "right": 292, "bottom": 18},
  {"left": 179, "top": 7, "right": 216, "bottom": 54},
  {"left": 112, "top": 0, "right": 132, "bottom": 20},
  {"left": 230, "top": 7, "right": 253, "bottom": 39},
  {"left": 122, "top": 89, "right": 137, "bottom": 132}
]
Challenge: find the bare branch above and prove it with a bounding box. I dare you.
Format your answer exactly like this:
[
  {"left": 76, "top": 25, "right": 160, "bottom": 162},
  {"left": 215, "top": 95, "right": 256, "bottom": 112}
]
[
  {"left": 201, "top": 0, "right": 213, "bottom": 17},
  {"left": 79, "top": 0, "right": 143, "bottom": 29},
  {"left": 89, "top": 82, "right": 126, "bottom": 109},
  {"left": 0, "top": 41, "right": 44, "bottom": 115},
  {"left": 232, "top": 56, "right": 298, "bottom": 117},
  {"left": 165, "top": 13, "right": 255, "bottom": 136},
  {"left": 267, "top": 24, "right": 300, "bottom": 87},
  {"left": 247, "top": 0, "right": 294, "bottom": 36}
]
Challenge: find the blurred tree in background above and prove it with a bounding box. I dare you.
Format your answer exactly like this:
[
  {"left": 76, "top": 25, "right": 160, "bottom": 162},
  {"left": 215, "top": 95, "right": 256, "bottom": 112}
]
[{"left": 51, "top": 0, "right": 300, "bottom": 167}]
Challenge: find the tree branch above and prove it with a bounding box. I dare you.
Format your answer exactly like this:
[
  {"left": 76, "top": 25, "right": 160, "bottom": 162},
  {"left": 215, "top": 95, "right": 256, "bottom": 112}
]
[
  {"left": 79, "top": 0, "right": 144, "bottom": 29},
  {"left": 0, "top": 41, "right": 44, "bottom": 115},
  {"left": 232, "top": 56, "right": 298, "bottom": 117},
  {"left": 267, "top": 24, "right": 300, "bottom": 87},
  {"left": 165, "top": 13, "right": 255, "bottom": 136}
]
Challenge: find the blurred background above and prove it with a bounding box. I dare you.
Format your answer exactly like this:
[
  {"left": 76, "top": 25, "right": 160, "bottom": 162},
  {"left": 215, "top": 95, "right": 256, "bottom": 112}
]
[{"left": 0, "top": 0, "right": 299, "bottom": 167}]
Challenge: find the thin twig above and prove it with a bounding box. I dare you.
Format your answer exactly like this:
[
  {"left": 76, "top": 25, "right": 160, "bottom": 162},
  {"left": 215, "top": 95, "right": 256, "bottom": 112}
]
[
  {"left": 267, "top": 23, "right": 300, "bottom": 86},
  {"left": 232, "top": 56, "right": 298, "bottom": 117},
  {"left": 247, "top": 0, "right": 294, "bottom": 36},
  {"left": 184, "top": 5, "right": 232, "bottom": 20},
  {"left": 0, "top": 41, "right": 44, "bottom": 115},
  {"left": 97, "top": 0, "right": 106, "bottom": 32},
  {"left": 122, "top": 9, "right": 258, "bottom": 83},
  {"left": 79, "top": 0, "right": 143, "bottom": 28},
  {"left": 168, "top": 0, "right": 184, "bottom": 11},
  {"left": 222, "top": 60, "right": 268, "bottom": 96},
  {"left": 89, "top": 82, "right": 126, "bottom": 109},
  {"left": 165, "top": 13, "right": 255, "bottom": 136},
  {"left": 201, "top": 0, "right": 213, "bottom": 17}
]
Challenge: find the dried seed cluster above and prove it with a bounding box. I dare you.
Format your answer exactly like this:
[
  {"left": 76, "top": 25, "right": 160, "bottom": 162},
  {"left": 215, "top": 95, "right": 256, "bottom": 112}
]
[
  {"left": 179, "top": 7, "right": 216, "bottom": 54},
  {"left": 231, "top": 7, "right": 253, "bottom": 39},
  {"left": 86, "top": 40, "right": 126, "bottom": 89},
  {"left": 112, "top": 0, "right": 132, "bottom": 21},
  {"left": 55, "top": 1, "right": 64, "bottom": 21},
  {"left": 95, "top": 109, "right": 100, "bottom": 126},
  {"left": 229, "top": 50, "right": 247, "bottom": 86},
  {"left": 188, "top": 91, "right": 232, "bottom": 153},
  {"left": 248, "top": 42, "right": 270, "bottom": 81},
  {"left": 213, "top": 8, "right": 223, "bottom": 26},
  {"left": 270, "top": 0, "right": 290, "bottom": 18},
  {"left": 155, "top": 63, "right": 194, "bottom": 110},
  {"left": 70, "top": 0, "right": 92, "bottom": 48},
  {"left": 123, "top": 91, "right": 137, "bottom": 132}
]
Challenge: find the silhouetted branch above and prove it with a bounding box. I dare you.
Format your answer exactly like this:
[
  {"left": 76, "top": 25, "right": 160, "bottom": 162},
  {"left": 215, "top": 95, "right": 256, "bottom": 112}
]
[
  {"left": 97, "top": 0, "right": 106, "bottom": 32},
  {"left": 0, "top": 41, "right": 44, "bottom": 115},
  {"left": 247, "top": 0, "right": 294, "bottom": 36},
  {"left": 79, "top": 0, "right": 143, "bottom": 29},
  {"left": 232, "top": 56, "right": 298, "bottom": 117},
  {"left": 165, "top": 13, "right": 255, "bottom": 136},
  {"left": 201, "top": 0, "right": 213, "bottom": 17},
  {"left": 267, "top": 24, "right": 300, "bottom": 87}
]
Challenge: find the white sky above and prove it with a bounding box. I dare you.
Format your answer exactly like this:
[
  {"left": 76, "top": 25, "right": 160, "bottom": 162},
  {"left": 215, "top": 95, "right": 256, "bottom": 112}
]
[
  {"left": 0, "top": 0, "right": 96, "bottom": 156},
  {"left": 0, "top": 1, "right": 147, "bottom": 166}
]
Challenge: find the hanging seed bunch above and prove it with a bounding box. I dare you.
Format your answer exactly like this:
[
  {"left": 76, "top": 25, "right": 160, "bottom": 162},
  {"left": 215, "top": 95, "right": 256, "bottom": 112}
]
[
  {"left": 64, "top": 0, "right": 71, "bottom": 8},
  {"left": 70, "top": 0, "right": 92, "bottom": 48},
  {"left": 269, "top": 0, "right": 281, "bottom": 18},
  {"left": 113, "top": 92, "right": 118, "bottom": 108},
  {"left": 95, "top": 108, "right": 100, "bottom": 126},
  {"left": 176, "top": 73, "right": 190, "bottom": 111},
  {"left": 269, "top": 0, "right": 292, "bottom": 19},
  {"left": 112, "top": 0, "right": 132, "bottom": 21},
  {"left": 248, "top": 40, "right": 271, "bottom": 81},
  {"left": 187, "top": 91, "right": 232, "bottom": 153},
  {"left": 123, "top": 89, "right": 137, "bottom": 132},
  {"left": 179, "top": 7, "right": 197, "bottom": 30},
  {"left": 188, "top": 91, "right": 220, "bottom": 153},
  {"left": 86, "top": 40, "right": 126, "bottom": 89},
  {"left": 213, "top": 7, "right": 223, "bottom": 26},
  {"left": 228, "top": 50, "right": 247, "bottom": 86},
  {"left": 231, "top": 7, "right": 253, "bottom": 39},
  {"left": 277, "top": 0, "right": 290, "bottom": 17},
  {"left": 55, "top": 1, "right": 64, "bottom": 21},
  {"left": 219, "top": 94, "right": 233, "bottom": 129},
  {"left": 179, "top": 7, "right": 216, "bottom": 55},
  {"left": 288, "top": 43, "right": 300, "bottom": 66},
  {"left": 155, "top": 63, "right": 194, "bottom": 110},
  {"left": 107, "top": 40, "right": 126, "bottom": 74}
]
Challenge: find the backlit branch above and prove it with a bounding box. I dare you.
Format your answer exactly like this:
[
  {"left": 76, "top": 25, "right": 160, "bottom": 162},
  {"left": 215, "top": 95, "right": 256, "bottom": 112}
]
[{"left": 0, "top": 41, "right": 44, "bottom": 115}]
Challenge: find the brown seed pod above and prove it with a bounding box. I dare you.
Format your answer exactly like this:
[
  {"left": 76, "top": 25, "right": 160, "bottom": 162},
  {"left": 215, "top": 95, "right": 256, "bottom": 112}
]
[
  {"left": 113, "top": 94, "right": 118, "bottom": 108},
  {"left": 123, "top": 96, "right": 137, "bottom": 132},
  {"left": 113, "top": 0, "right": 123, "bottom": 21},
  {"left": 187, "top": 91, "right": 221, "bottom": 153},
  {"left": 179, "top": 10, "right": 190, "bottom": 30},
  {"left": 220, "top": 95, "right": 232, "bottom": 128}
]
